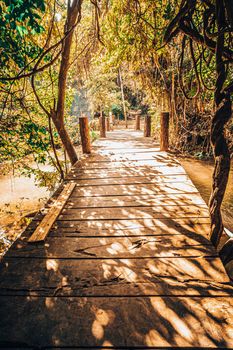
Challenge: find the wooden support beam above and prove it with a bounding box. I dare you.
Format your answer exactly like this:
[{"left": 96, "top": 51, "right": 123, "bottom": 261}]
[
  {"left": 99, "top": 115, "right": 106, "bottom": 138},
  {"left": 160, "top": 112, "right": 169, "bottom": 151},
  {"left": 28, "top": 183, "right": 76, "bottom": 242},
  {"left": 135, "top": 115, "right": 140, "bottom": 130},
  {"left": 79, "top": 116, "right": 91, "bottom": 154},
  {"left": 144, "top": 115, "right": 151, "bottom": 137}
]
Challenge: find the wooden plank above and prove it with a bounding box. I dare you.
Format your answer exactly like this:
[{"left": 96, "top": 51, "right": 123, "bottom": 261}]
[
  {"left": 80, "top": 159, "right": 179, "bottom": 168},
  {"left": 94, "top": 145, "right": 157, "bottom": 151},
  {"left": 24, "top": 218, "right": 211, "bottom": 239},
  {"left": 72, "top": 182, "right": 198, "bottom": 197},
  {"left": 96, "top": 147, "right": 161, "bottom": 153},
  {"left": 0, "top": 296, "right": 233, "bottom": 348},
  {"left": 68, "top": 166, "right": 187, "bottom": 178},
  {"left": 65, "top": 175, "right": 192, "bottom": 186},
  {"left": 6, "top": 235, "right": 216, "bottom": 259},
  {"left": 65, "top": 193, "right": 206, "bottom": 208},
  {"left": 1, "top": 276, "right": 232, "bottom": 298},
  {"left": 31, "top": 205, "right": 209, "bottom": 223},
  {"left": 0, "top": 257, "right": 230, "bottom": 297},
  {"left": 81, "top": 152, "right": 175, "bottom": 162},
  {"left": 70, "top": 179, "right": 196, "bottom": 188},
  {"left": 78, "top": 158, "right": 181, "bottom": 169},
  {"left": 73, "top": 163, "right": 184, "bottom": 172},
  {"left": 67, "top": 171, "right": 188, "bottom": 180},
  {"left": 49, "top": 223, "right": 211, "bottom": 238},
  {"left": 59, "top": 205, "right": 209, "bottom": 220},
  {"left": 28, "top": 183, "right": 76, "bottom": 242}
]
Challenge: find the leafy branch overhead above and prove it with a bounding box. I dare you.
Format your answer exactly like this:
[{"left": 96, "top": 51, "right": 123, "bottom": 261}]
[{"left": 0, "top": 0, "right": 45, "bottom": 70}]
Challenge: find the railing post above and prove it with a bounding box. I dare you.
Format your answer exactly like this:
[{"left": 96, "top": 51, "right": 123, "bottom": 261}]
[
  {"left": 135, "top": 115, "right": 140, "bottom": 130},
  {"left": 106, "top": 117, "right": 110, "bottom": 131},
  {"left": 109, "top": 112, "right": 114, "bottom": 130},
  {"left": 160, "top": 112, "right": 169, "bottom": 151},
  {"left": 144, "top": 115, "right": 151, "bottom": 137},
  {"left": 99, "top": 115, "right": 106, "bottom": 138},
  {"left": 79, "top": 116, "right": 91, "bottom": 154}
]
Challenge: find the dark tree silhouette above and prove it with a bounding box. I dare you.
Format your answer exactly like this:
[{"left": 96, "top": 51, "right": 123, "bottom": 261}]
[{"left": 164, "top": 0, "right": 233, "bottom": 246}]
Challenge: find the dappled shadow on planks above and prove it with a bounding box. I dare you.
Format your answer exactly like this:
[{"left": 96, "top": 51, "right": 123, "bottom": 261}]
[
  {"left": 0, "top": 130, "right": 233, "bottom": 349},
  {"left": 0, "top": 250, "right": 233, "bottom": 348}
]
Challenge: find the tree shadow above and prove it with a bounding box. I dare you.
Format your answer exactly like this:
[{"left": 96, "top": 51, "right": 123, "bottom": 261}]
[{"left": 0, "top": 129, "right": 233, "bottom": 349}]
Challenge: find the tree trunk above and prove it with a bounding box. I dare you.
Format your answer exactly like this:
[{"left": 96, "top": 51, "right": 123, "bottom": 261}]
[
  {"left": 160, "top": 112, "right": 169, "bottom": 151},
  {"left": 118, "top": 67, "right": 128, "bottom": 128},
  {"left": 209, "top": 96, "right": 231, "bottom": 246},
  {"left": 55, "top": 0, "right": 82, "bottom": 165},
  {"left": 219, "top": 238, "right": 233, "bottom": 265},
  {"left": 171, "top": 68, "right": 175, "bottom": 126},
  {"left": 209, "top": 103, "right": 231, "bottom": 247},
  {"left": 208, "top": 0, "right": 232, "bottom": 247},
  {"left": 31, "top": 1, "right": 82, "bottom": 166},
  {"left": 79, "top": 116, "right": 91, "bottom": 154},
  {"left": 144, "top": 115, "right": 151, "bottom": 137},
  {"left": 52, "top": 115, "right": 78, "bottom": 165}
]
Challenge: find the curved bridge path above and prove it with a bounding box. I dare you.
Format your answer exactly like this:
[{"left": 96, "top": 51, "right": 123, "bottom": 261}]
[{"left": 1, "top": 129, "right": 233, "bottom": 349}]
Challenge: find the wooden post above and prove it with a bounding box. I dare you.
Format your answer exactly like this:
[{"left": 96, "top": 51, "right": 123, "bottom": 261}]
[
  {"left": 160, "top": 112, "right": 169, "bottom": 151},
  {"left": 99, "top": 115, "right": 106, "bottom": 138},
  {"left": 109, "top": 112, "right": 114, "bottom": 130},
  {"left": 144, "top": 115, "right": 151, "bottom": 137},
  {"left": 106, "top": 117, "right": 110, "bottom": 131},
  {"left": 79, "top": 116, "right": 91, "bottom": 154},
  {"left": 135, "top": 115, "right": 140, "bottom": 130}
]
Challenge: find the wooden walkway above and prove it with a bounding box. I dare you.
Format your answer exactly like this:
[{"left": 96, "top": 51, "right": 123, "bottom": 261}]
[{"left": 0, "top": 129, "right": 233, "bottom": 349}]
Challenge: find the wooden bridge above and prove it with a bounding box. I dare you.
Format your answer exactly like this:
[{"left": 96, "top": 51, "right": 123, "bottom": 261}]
[{"left": 0, "top": 128, "right": 233, "bottom": 349}]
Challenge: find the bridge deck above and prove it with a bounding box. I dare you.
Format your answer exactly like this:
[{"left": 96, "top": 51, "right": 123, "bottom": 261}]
[{"left": 0, "top": 129, "right": 233, "bottom": 349}]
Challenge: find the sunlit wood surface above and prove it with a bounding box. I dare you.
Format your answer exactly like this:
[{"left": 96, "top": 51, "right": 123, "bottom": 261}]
[{"left": 0, "top": 129, "right": 233, "bottom": 349}]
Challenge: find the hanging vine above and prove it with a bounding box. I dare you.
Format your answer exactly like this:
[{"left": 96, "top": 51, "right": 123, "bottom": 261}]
[{"left": 164, "top": 0, "right": 233, "bottom": 247}]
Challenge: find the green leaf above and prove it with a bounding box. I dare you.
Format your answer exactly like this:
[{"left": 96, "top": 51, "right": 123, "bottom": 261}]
[{"left": 16, "top": 25, "right": 28, "bottom": 36}]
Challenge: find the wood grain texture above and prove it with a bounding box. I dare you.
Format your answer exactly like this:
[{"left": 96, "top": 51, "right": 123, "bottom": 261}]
[
  {"left": 72, "top": 182, "right": 198, "bottom": 197},
  {"left": 28, "top": 183, "right": 76, "bottom": 242},
  {"left": 23, "top": 218, "right": 211, "bottom": 239},
  {"left": 68, "top": 166, "right": 187, "bottom": 178},
  {"left": 144, "top": 115, "right": 151, "bottom": 137},
  {"left": 6, "top": 235, "right": 216, "bottom": 259},
  {"left": 66, "top": 174, "right": 192, "bottom": 186},
  {"left": 59, "top": 205, "right": 209, "bottom": 220},
  {"left": 64, "top": 193, "right": 206, "bottom": 208},
  {"left": 0, "top": 129, "right": 232, "bottom": 349},
  {"left": 79, "top": 116, "right": 91, "bottom": 154},
  {"left": 0, "top": 296, "right": 233, "bottom": 348},
  {"left": 0, "top": 257, "right": 230, "bottom": 296},
  {"left": 160, "top": 112, "right": 170, "bottom": 151}
]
